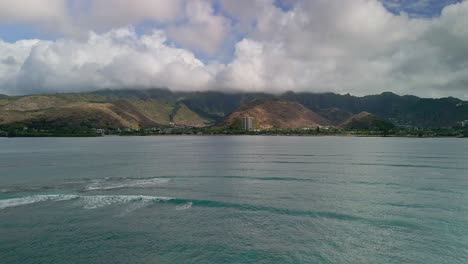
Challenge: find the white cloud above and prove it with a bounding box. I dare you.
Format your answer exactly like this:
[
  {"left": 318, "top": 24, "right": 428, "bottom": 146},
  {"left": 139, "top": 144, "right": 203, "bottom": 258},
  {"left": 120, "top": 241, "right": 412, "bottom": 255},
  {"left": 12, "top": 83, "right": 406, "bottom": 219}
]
[
  {"left": 72, "top": 0, "right": 185, "bottom": 31},
  {"left": 218, "top": 0, "right": 468, "bottom": 98},
  {"left": 218, "top": 0, "right": 276, "bottom": 34},
  {"left": 1, "top": 0, "right": 468, "bottom": 99},
  {"left": 1, "top": 28, "right": 216, "bottom": 95},
  {"left": 0, "top": 0, "right": 66, "bottom": 23},
  {"left": 0, "top": 0, "right": 70, "bottom": 33},
  {"left": 166, "top": 0, "right": 232, "bottom": 55}
]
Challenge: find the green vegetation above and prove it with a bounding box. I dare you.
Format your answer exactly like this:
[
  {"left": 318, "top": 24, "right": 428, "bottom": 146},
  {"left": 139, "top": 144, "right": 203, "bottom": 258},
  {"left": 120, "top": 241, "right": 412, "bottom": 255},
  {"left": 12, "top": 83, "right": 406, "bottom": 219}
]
[
  {"left": 0, "top": 124, "right": 100, "bottom": 137},
  {"left": 1, "top": 89, "right": 467, "bottom": 137},
  {"left": 464, "top": 129, "right": 468, "bottom": 138},
  {"left": 1, "top": 123, "right": 466, "bottom": 138},
  {"left": 171, "top": 103, "right": 211, "bottom": 127},
  {"left": 129, "top": 99, "right": 173, "bottom": 125},
  {"left": 124, "top": 127, "right": 467, "bottom": 137}
]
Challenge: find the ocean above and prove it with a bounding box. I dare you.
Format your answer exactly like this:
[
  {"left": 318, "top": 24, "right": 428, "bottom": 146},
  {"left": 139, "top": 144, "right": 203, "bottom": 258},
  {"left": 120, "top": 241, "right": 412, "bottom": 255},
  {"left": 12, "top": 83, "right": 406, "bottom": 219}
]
[{"left": 1, "top": 136, "right": 468, "bottom": 263}]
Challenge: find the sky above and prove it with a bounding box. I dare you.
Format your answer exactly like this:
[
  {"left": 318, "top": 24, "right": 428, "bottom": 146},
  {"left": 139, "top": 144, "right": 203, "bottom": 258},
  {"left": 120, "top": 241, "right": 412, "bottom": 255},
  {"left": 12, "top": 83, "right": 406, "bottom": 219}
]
[{"left": 0, "top": 0, "right": 467, "bottom": 98}]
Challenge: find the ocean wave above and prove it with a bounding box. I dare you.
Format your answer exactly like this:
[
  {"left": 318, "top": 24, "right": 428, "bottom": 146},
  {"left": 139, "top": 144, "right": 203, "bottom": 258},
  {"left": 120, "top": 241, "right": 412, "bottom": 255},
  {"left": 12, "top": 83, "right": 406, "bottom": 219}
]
[
  {"left": 0, "top": 194, "right": 172, "bottom": 210},
  {"left": 164, "top": 198, "right": 422, "bottom": 230},
  {"left": 0, "top": 180, "right": 90, "bottom": 194},
  {"left": 79, "top": 195, "right": 173, "bottom": 209},
  {"left": 175, "top": 202, "right": 193, "bottom": 210},
  {"left": 0, "top": 194, "right": 79, "bottom": 210},
  {"left": 149, "top": 175, "right": 318, "bottom": 183},
  {"left": 0, "top": 195, "right": 422, "bottom": 230},
  {"left": 85, "top": 177, "right": 170, "bottom": 191}
]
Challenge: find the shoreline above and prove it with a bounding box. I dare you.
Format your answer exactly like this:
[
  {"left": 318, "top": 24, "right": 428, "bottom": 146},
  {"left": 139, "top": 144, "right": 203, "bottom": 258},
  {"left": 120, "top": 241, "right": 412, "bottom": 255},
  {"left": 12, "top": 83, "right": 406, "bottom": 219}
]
[{"left": 1, "top": 134, "right": 466, "bottom": 139}]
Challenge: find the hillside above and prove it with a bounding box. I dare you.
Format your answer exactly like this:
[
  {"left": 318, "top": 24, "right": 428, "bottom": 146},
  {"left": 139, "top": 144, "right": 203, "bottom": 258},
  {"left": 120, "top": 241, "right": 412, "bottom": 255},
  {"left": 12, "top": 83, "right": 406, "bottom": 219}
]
[
  {"left": 281, "top": 91, "right": 468, "bottom": 127},
  {"left": 0, "top": 93, "right": 210, "bottom": 130},
  {"left": 172, "top": 103, "right": 211, "bottom": 127},
  {"left": 340, "top": 112, "right": 395, "bottom": 130},
  {"left": 318, "top": 108, "right": 354, "bottom": 126},
  {"left": 224, "top": 100, "right": 332, "bottom": 129},
  {"left": 1, "top": 89, "right": 468, "bottom": 130}
]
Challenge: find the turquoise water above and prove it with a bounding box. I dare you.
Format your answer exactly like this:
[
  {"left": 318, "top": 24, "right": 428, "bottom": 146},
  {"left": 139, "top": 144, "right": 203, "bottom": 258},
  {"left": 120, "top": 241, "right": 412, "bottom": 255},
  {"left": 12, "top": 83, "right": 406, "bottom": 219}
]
[{"left": 1, "top": 136, "right": 468, "bottom": 263}]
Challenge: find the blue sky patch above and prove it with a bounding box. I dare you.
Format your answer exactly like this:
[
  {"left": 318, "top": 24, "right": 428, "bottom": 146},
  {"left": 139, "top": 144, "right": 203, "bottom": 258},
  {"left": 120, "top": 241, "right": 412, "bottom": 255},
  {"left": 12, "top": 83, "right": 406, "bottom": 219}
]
[{"left": 381, "top": 0, "right": 464, "bottom": 18}]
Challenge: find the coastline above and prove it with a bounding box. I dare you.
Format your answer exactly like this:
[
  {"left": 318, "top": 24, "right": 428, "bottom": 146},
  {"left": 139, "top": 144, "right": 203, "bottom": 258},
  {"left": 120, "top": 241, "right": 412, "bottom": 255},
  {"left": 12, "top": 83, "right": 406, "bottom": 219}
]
[
  {"left": 1, "top": 133, "right": 466, "bottom": 139},
  {"left": 1, "top": 124, "right": 467, "bottom": 139}
]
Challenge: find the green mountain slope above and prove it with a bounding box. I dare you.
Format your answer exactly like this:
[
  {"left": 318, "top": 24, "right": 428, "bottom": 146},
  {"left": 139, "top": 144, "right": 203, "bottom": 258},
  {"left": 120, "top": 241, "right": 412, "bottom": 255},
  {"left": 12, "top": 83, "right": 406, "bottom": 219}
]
[
  {"left": 1, "top": 89, "right": 467, "bottom": 129},
  {"left": 224, "top": 100, "right": 332, "bottom": 129},
  {"left": 0, "top": 91, "right": 209, "bottom": 129},
  {"left": 281, "top": 91, "right": 468, "bottom": 127},
  {"left": 340, "top": 112, "right": 395, "bottom": 131}
]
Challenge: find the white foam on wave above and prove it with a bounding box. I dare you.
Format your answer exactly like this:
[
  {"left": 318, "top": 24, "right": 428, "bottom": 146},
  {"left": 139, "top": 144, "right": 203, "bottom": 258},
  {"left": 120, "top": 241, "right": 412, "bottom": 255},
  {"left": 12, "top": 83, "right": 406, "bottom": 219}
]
[
  {"left": 79, "top": 195, "right": 173, "bottom": 209},
  {"left": 175, "top": 202, "right": 193, "bottom": 211},
  {"left": 0, "top": 194, "right": 79, "bottom": 210},
  {"left": 85, "top": 178, "right": 170, "bottom": 191},
  {"left": 0, "top": 194, "right": 172, "bottom": 210}
]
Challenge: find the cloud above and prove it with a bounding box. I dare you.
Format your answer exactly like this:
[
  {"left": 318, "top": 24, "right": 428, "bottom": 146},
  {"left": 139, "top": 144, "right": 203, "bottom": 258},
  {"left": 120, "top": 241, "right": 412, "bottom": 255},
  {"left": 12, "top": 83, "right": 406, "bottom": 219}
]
[
  {"left": 218, "top": 0, "right": 468, "bottom": 98},
  {"left": 0, "top": 0, "right": 468, "bottom": 99},
  {"left": 0, "top": 39, "right": 41, "bottom": 93},
  {"left": 1, "top": 28, "right": 216, "bottom": 95},
  {"left": 0, "top": 0, "right": 66, "bottom": 23},
  {"left": 74, "top": 0, "right": 234, "bottom": 56},
  {"left": 0, "top": 0, "right": 232, "bottom": 56},
  {"left": 218, "top": 0, "right": 276, "bottom": 34},
  {"left": 0, "top": 0, "right": 71, "bottom": 34},
  {"left": 219, "top": 0, "right": 425, "bottom": 93},
  {"left": 166, "top": 0, "right": 232, "bottom": 55},
  {"left": 71, "top": 0, "right": 185, "bottom": 31}
]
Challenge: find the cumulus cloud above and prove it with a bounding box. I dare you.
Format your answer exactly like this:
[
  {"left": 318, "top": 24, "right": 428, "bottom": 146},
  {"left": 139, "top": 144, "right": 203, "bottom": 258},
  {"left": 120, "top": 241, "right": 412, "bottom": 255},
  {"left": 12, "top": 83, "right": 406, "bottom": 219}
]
[
  {"left": 218, "top": 0, "right": 468, "bottom": 98},
  {"left": 0, "top": 0, "right": 468, "bottom": 99},
  {"left": 0, "top": 39, "right": 41, "bottom": 93},
  {"left": 166, "top": 0, "right": 232, "bottom": 55},
  {"left": 218, "top": 0, "right": 275, "bottom": 34},
  {"left": 1, "top": 28, "right": 216, "bottom": 95},
  {"left": 219, "top": 0, "right": 427, "bottom": 94}
]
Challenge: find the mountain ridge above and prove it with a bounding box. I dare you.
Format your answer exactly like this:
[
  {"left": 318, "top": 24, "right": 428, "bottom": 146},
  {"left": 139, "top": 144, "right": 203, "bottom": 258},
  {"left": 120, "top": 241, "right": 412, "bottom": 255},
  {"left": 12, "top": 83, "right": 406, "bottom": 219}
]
[
  {"left": 224, "top": 100, "right": 332, "bottom": 129},
  {"left": 1, "top": 89, "right": 467, "bottom": 130}
]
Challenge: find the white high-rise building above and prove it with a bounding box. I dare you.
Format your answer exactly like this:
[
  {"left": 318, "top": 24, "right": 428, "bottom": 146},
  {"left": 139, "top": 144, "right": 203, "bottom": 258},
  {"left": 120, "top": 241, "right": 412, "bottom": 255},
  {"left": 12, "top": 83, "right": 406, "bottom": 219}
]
[{"left": 241, "top": 117, "right": 254, "bottom": 130}]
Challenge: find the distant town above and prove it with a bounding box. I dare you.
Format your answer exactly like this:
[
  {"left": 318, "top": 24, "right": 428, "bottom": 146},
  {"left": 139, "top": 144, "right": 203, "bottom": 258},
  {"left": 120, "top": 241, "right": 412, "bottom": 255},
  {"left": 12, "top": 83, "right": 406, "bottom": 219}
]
[{"left": 1, "top": 117, "right": 467, "bottom": 138}]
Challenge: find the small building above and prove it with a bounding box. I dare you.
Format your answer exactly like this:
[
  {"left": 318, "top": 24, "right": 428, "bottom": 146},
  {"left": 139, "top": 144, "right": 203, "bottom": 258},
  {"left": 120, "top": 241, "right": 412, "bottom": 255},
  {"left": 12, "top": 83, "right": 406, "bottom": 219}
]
[
  {"left": 461, "top": 120, "right": 468, "bottom": 127},
  {"left": 241, "top": 117, "right": 254, "bottom": 131}
]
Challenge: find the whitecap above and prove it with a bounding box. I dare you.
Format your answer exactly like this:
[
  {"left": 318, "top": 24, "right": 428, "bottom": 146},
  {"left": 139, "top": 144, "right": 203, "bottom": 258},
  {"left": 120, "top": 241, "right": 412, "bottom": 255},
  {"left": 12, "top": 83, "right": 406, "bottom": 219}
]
[
  {"left": 0, "top": 194, "right": 78, "bottom": 210},
  {"left": 175, "top": 202, "right": 193, "bottom": 210},
  {"left": 79, "top": 195, "right": 173, "bottom": 209},
  {"left": 85, "top": 178, "right": 170, "bottom": 191},
  {"left": 0, "top": 194, "right": 173, "bottom": 210}
]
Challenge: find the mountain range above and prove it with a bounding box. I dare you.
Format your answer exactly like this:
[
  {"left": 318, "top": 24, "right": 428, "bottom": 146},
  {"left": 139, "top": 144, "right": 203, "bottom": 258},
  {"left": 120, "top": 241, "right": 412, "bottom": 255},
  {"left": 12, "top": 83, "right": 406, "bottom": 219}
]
[{"left": 1, "top": 89, "right": 467, "bottom": 130}]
